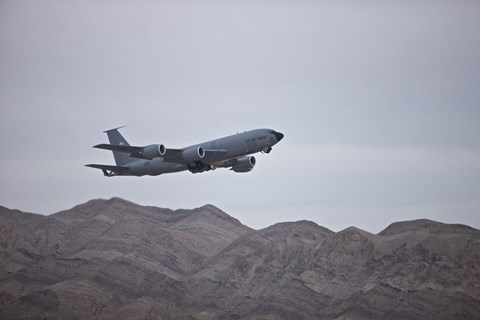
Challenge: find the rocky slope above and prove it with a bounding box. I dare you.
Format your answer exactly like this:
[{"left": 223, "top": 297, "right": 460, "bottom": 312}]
[{"left": 0, "top": 198, "right": 479, "bottom": 319}]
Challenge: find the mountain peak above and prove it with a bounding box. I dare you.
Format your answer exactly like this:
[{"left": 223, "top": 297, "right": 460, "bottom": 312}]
[
  {"left": 338, "top": 226, "right": 374, "bottom": 236},
  {"left": 78, "top": 197, "right": 139, "bottom": 209},
  {"left": 50, "top": 197, "right": 144, "bottom": 224},
  {"left": 197, "top": 204, "right": 247, "bottom": 227},
  {"left": 260, "top": 220, "right": 334, "bottom": 241},
  {"left": 378, "top": 219, "right": 479, "bottom": 237},
  {"left": 168, "top": 204, "right": 251, "bottom": 242}
]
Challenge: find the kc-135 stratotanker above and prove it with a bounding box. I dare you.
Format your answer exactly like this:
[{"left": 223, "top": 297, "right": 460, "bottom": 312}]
[{"left": 86, "top": 127, "right": 284, "bottom": 176}]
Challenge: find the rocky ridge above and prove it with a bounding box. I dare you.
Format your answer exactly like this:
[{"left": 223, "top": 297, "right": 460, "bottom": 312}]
[{"left": 0, "top": 198, "right": 479, "bottom": 319}]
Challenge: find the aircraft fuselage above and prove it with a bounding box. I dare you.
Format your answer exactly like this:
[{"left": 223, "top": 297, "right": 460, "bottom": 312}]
[{"left": 86, "top": 128, "right": 284, "bottom": 177}]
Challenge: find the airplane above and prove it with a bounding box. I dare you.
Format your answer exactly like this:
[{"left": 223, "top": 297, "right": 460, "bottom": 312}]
[{"left": 86, "top": 127, "right": 284, "bottom": 177}]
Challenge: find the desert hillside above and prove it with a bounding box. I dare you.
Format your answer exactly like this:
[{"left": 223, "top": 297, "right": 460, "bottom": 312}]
[{"left": 1, "top": 198, "right": 479, "bottom": 319}]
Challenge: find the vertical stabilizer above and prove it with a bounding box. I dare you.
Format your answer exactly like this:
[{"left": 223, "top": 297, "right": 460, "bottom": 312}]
[{"left": 103, "top": 126, "right": 133, "bottom": 166}]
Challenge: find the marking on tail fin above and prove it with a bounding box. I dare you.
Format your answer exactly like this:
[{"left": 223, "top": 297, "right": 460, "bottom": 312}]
[{"left": 101, "top": 126, "right": 135, "bottom": 165}]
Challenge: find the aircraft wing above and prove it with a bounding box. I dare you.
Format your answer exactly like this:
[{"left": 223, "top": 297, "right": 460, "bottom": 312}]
[
  {"left": 93, "top": 143, "right": 184, "bottom": 160},
  {"left": 93, "top": 143, "right": 228, "bottom": 163},
  {"left": 202, "top": 149, "right": 229, "bottom": 163},
  {"left": 162, "top": 149, "right": 184, "bottom": 158},
  {"left": 93, "top": 144, "right": 143, "bottom": 153},
  {"left": 162, "top": 148, "right": 229, "bottom": 164}
]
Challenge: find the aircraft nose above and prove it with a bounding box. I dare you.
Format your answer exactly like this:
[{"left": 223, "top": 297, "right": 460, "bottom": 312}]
[{"left": 273, "top": 131, "right": 284, "bottom": 142}]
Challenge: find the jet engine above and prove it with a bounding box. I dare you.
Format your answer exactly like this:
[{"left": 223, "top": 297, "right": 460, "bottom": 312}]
[
  {"left": 141, "top": 144, "right": 166, "bottom": 159},
  {"left": 182, "top": 146, "right": 205, "bottom": 162},
  {"left": 232, "top": 156, "right": 256, "bottom": 172}
]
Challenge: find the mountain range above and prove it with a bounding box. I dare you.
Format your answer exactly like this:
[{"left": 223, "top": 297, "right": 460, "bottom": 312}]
[{"left": 1, "top": 197, "right": 479, "bottom": 319}]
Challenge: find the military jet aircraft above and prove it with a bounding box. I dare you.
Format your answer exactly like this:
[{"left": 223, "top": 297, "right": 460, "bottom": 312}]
[{"left": 86, "top": 127, "right": 284, "bottom": 176}]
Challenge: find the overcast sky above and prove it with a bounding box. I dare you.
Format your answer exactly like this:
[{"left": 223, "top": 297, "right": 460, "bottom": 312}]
[{"left": 1, "top": 0, "right": 479, "bottom": 233}]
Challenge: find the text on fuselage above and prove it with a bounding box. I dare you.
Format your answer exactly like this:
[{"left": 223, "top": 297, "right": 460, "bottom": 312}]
[{"left": 246, "top": 135, "right": 267, "bottom": 143}]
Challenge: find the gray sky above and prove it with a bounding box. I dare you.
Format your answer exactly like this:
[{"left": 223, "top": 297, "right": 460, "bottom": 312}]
[{"left": 1, "top": 0, "right": 479, "bottom": 233}]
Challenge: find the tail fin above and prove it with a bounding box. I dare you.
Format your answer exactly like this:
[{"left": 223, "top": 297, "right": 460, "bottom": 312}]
[{"left": 103, "top": 126, "right": 134, "bottom": 166}]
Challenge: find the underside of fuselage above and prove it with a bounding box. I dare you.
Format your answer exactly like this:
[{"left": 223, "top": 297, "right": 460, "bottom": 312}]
[{"left": 123, "top": 159, "right": 187, "bottom": 176}]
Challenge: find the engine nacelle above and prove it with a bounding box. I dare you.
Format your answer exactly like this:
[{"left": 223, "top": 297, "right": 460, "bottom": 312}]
[
  {"left": 142, "top": 144, "right": 166, "bottom": 159},
  {"left": 232, "top": 156, "right": 256, "bottom": 173},
  {"left": 182, "top": 146, "right": 205, "bottom": 162}
]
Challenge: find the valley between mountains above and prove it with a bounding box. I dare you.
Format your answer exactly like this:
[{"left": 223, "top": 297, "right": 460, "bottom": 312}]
[{"left": 1, "top": 198, "right": 479, "bottom": 319}]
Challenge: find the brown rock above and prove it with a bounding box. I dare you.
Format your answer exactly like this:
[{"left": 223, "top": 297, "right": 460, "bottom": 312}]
[{"left": 0, "top": 199, "right": 479, "bottom": 319}]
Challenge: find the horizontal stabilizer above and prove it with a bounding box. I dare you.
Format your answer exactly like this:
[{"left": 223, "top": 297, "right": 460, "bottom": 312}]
[{"left": 85, "top": 164, "right": 129, "bottom": 172}]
